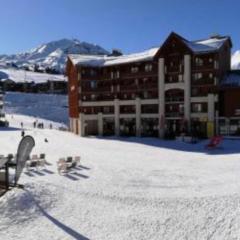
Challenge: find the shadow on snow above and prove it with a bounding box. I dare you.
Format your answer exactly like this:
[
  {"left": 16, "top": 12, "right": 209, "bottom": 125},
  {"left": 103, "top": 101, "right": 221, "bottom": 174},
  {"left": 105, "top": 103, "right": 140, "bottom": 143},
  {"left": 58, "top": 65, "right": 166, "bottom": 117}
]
[
  {"left": 25, "top": 189, "right": 90, "bottom": 240},
  {"left": 94, "top": 136, "right": 240, "bottom": 155}
]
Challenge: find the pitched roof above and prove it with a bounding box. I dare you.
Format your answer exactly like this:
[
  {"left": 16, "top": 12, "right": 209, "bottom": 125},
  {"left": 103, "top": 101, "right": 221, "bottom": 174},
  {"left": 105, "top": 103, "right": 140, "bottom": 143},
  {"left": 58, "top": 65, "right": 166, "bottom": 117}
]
[
  {"left": 68, "top": 33, "right": 231, "bottom": 67},
  {"left": 68, "top": 47, "right": 159, "bottom": 67},
  {"left": 185, "top": 37, "right": 230, "bottom": 53}
]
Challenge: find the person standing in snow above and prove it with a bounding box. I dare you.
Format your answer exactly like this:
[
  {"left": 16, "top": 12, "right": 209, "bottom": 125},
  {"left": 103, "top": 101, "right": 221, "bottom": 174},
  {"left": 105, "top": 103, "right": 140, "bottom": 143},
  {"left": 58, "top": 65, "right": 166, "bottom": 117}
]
[
  {"left": 21, "top": 130, "right": 25, "bottom": 138},
  {"left": 20, "top": 122, "right": 23, "bottom": 128}
]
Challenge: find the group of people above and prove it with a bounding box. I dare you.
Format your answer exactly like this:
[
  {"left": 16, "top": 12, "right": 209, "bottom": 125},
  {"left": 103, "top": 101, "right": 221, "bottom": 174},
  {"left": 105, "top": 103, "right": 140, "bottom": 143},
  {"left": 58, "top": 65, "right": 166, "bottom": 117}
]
[{"left": 20, "top": 120, "right": 53, "bottom": 138}]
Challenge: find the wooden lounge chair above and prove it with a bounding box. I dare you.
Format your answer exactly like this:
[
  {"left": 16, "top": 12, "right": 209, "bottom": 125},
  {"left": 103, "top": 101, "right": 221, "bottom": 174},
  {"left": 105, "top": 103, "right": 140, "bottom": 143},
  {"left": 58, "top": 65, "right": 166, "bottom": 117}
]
[
  {"left": 31, "top": 154, "right": 38, "bottom": 160},
  {"left": 66, "top": 157, "right": 73, "bottom": 163},
  {"left": 57, "top": 160, "right": 68, "bottom": 175},
  {"left": 72, "top": 156, "right": 81, "bottom": 167},
  {"left": 26, "top": 160, "right": 39, "bottom": 171}
]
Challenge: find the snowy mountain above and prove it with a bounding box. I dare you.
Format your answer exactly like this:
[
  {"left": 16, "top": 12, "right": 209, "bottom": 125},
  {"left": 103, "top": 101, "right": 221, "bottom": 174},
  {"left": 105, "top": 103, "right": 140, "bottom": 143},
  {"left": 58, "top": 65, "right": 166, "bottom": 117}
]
[
  {"left": 0, "top": 39, "right": 109, "bottom": 72},
  {"left": 232, "top": 50, "right": 240, "bottom": 70}
]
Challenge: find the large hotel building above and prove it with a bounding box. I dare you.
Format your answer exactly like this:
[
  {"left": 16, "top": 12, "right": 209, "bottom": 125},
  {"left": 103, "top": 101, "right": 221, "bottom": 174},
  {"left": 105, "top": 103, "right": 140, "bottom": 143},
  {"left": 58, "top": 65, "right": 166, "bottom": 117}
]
[{"left": 66, "top": 32, "right": 240, "bottom": 138}]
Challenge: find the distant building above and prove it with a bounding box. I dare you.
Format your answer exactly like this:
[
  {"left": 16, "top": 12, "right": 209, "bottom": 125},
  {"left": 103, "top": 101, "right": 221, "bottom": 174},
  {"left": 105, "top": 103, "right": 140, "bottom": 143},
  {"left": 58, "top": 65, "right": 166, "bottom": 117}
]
[{"left": 66, "top": 32, "right": 240, "bottom": 138}]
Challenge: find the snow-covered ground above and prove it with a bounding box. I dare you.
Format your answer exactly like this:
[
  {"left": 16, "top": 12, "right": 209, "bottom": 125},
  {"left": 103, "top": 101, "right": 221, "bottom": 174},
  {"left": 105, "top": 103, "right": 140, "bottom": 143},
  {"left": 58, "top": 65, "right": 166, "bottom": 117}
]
[
  {"left": 0, "top": 68, "right": 66, "bottom": 83},
  {"left": 4, "top": 92, "right": 68, "bottom": 125},
  {"left": 1, "top": 114, "right": 240, "bottom": 239}
]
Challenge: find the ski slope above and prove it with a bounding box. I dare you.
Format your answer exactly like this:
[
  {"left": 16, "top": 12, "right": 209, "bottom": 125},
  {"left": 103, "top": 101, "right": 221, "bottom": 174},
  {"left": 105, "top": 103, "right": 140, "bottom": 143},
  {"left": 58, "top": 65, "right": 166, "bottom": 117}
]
[
  {"left": 4, "top": 92, "right": 68, "bottom": 125},
  {"left": 0, "top": 114, "right": 240, "bottom": 239},
  {"left": 0, "top": 68, "right": 66, "bottom": 83}
]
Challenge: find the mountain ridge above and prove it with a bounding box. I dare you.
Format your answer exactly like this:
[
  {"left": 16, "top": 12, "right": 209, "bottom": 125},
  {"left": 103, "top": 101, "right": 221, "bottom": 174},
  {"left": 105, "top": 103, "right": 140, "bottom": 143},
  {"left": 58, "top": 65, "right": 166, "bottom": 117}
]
[{"left": 0, "top": 38, "right": 109, "bottom": 73}]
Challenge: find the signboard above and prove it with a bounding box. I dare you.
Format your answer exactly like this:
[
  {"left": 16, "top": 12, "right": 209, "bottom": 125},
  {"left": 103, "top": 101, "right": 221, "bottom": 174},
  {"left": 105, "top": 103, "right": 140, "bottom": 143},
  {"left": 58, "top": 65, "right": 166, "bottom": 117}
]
[{"left": 15, "top": 135, "right": 35, "bottom": 185}]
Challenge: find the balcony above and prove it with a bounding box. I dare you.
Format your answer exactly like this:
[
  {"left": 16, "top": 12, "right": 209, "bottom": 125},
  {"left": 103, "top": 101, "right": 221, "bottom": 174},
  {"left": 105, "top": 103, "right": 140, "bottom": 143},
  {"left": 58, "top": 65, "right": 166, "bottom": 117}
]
[
  {"left": 121, "top": 71, "right": 157, "bottom": 79},
  {"left": 192, "top": 64, "right": 214, "bottom": 72},
  {"left": 191, "top": 78, "right": 215, "bottom": 86},
  {"left": 165, "top": 96, "right": 184, "bottom": 103},
  {"left": 81, "top": 86, "right": 111, "bottom": 93},
  {"left": 165, "top": 112, "right": 184, "bottom": 118}
]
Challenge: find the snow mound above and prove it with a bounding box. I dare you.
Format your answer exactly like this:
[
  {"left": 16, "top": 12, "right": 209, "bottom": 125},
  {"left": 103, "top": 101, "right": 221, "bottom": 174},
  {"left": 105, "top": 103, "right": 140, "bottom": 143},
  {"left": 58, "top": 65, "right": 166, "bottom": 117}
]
[
  {"left": 0, "top": 183, "right": 59, "bottom": 230},
  {"left": 232, "top": 50, "right": 240, "bottom": 70}
]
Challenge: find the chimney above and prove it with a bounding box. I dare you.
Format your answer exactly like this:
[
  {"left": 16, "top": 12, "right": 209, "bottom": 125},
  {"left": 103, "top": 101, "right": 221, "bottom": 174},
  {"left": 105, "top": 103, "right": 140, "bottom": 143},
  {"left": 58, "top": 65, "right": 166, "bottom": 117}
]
[{"left": 108, "top": 49, "right": 123, "bottom": 57}]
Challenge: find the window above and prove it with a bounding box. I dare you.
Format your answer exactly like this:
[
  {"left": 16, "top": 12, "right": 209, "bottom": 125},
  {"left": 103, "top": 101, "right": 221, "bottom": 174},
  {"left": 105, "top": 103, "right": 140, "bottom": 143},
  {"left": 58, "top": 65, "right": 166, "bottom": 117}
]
[
  {"left": 143, "top": 91, "right": 148, "bottom": 99},
  {"left": 179, "top": 64, "right": 182, "bottom": 72},
  {"left": 214, "top": 60, "right": 219, "bottom": 69},
  {"left": 193, "top": 73, "right": 202, "bottom": 80},
  {"left": 209, "top": 58, "right": 213, "bottom": 63},
  {"left": 178, "top": 74, "right": 183, "bottom": 82},
  {"left": 90, "top": 69, "right": 96, "bottom": 76},
  {"left": 91, "top": 94, "right": 96, "bottom": 100},
  {"left": 90, "top": 80, "right": 97, "bottom": 89},
  {"left": 209, "top": 73, "right": 213, "bottom": 79},
  {"left": 143, "top": 78, "right": 148, "bottom": 83},
  {"left": 111, "top": 72, "right": 114, "bottom": 79},
  {"left": 191, "top": 103, "right": 207, "bottom": 113},
  {"left": 131, "top": 66, "right": 139, "bottom": 73},
  {"left": 103, "top": 107, "right": 110, "bottom": 114},
  {"left": 145, "top": 64, "right": 152, "bottom": 72},
  {"left": 135, "top": 79, "right": 139, "bottom": 85},
  {"left": 117, "top": 85, "right": 120, "bottom": 92},
  {"left": 195, "top": 57, "right": 204, "bottom": 66},
  {"left": 116, "top": 71, "right": 120, "bottom": 79},
  {"left": 110, "top": 71, "right": 120, "bottom": 79},
  {"left": 179, "top": 104, "right": 184, "bottom": 113},
  {"left": 192, "top": 103, "right": 202, "bottom": 112}
]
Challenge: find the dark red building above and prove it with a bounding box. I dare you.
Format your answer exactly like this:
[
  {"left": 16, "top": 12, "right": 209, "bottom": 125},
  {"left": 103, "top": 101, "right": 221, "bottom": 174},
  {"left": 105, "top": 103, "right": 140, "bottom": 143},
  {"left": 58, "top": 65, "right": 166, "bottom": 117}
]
[{"left": 66, "top": 32, "right": 239, "bottom": 138}]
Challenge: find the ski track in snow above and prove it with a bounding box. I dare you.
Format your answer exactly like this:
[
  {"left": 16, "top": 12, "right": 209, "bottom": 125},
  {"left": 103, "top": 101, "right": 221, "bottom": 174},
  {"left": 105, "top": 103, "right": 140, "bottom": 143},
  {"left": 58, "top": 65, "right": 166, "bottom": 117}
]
[{"left": 0, "top": 114, "right": 240, "bottom": 239}]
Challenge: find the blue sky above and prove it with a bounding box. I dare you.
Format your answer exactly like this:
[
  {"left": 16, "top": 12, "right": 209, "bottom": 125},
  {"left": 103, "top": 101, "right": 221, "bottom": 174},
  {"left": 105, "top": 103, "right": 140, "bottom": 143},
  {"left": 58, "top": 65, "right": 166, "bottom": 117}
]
[{"left": 0, "top": 0, "right": 239, "bottom": 54}]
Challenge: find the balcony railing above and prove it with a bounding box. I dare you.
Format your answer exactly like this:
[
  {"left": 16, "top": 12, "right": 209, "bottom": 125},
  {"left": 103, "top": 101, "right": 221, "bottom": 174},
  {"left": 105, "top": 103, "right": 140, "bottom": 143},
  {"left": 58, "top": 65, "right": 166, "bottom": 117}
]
[
  {"left": 82, "top": 86, "right": 111, "bottom": 93},
  {"left": 165, "top": 112, "right": 184, "bottom": 118},
  {"left": 191, "top": 78, "right": 215, "bottom": 85},
  {"left": 165, "top": 97, "right": 184, "bottom": 103}
]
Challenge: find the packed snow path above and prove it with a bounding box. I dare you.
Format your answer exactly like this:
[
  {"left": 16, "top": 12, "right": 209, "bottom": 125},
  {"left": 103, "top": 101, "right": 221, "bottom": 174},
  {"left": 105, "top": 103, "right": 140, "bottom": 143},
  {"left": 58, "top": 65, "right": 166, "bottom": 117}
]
[{"left": 1, "top": 114, "right": 240, "bottom": 239}]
